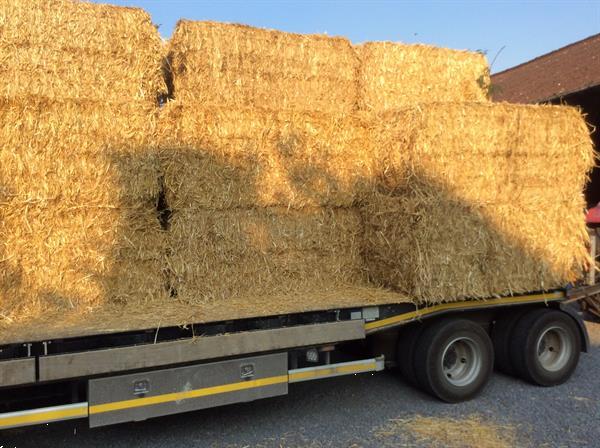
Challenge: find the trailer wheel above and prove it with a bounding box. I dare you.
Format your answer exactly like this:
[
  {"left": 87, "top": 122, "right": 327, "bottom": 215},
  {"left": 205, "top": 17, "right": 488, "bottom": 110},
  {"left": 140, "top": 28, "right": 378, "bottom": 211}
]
[
  {"left": 491, "top": 308, "right": 530, "bottom": 375},
  {"left": 396, "top": 322, "right": 426, "bottom": 386},
  {"left": 414, "top": 318, "right": 493, "bottom": 402},
  {"left": 509, "top": 309, "right": 581, "bottom": 386}
]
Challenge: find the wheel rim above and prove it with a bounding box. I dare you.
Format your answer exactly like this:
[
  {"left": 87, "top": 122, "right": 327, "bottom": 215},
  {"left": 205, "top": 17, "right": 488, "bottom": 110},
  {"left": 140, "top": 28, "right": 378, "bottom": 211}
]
[
  {"left": 536, "top": 326, "right": 572, "bottom": 372},
  {"left": 441, "top": 337, "right": 482, "bottom": 387}
]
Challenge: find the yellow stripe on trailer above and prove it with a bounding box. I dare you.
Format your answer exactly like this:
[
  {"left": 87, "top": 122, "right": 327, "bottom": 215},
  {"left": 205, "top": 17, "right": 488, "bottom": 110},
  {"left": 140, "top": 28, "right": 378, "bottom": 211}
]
[
  {"left": 364, "top": 291, "right": 565, "bottom": 332},
  {"left": 91, "top": 361, "right": 382, "bottom": 416},
  {"left": 289, "top": 362, "right": 378, "bottom": 382},
  {"left": 0, "top": 403, "right": 88, "bottom": 429},
  {"left": 89, "top": 374, "right": 289, "bottom": 415}
]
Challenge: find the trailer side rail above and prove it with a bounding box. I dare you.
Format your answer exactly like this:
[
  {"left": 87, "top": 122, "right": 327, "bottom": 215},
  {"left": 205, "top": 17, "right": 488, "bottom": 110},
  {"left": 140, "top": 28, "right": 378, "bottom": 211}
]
[
  {"left": 39, "top": 320, "right": 365, "bottom": 381},
  {"left": 365, "top": 290, "right": 565, "bottom": 333}
]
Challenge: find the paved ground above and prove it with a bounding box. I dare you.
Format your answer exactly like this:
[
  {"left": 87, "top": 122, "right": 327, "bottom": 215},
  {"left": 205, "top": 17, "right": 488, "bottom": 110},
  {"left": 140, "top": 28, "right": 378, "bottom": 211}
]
[{"left": 2, "top": 322, "right": 599, "bottom": 448}]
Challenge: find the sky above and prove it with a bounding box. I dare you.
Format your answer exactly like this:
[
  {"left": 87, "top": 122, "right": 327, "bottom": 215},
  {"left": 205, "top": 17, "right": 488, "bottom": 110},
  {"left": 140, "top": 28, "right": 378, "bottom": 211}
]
[{"left": 95, "top": 0, "right": 600, "bottom": 73}]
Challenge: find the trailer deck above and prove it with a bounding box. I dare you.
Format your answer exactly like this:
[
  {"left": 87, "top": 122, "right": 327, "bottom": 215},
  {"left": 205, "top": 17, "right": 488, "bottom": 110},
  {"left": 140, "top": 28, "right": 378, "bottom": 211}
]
[{"left": 0, "top": 286, "right": 408, "bottom": 345}]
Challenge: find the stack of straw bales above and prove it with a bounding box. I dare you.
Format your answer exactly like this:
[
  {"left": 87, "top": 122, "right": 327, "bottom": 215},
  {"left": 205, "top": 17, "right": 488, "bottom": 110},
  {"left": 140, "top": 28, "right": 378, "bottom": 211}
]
[
  {"left": 0, "top": 6, "right": 594, "bottom": 341},
  {"left": 159, "top": 105, "right": 377, "bottom": 305},
  {"left": 162, "top": 20, "right": 592, "bottom": 311},
  {"left": 362, "top": 103, "right": 594, "bottom": 302},
  {"left": 0, "top": 0, "right": 166, "bottom": 327},
  {"left": 161, "top": 20, "right": 496, "bottom": 308},
  {"left": 162, "top": 21, "right": 379, "bottom": 306}
]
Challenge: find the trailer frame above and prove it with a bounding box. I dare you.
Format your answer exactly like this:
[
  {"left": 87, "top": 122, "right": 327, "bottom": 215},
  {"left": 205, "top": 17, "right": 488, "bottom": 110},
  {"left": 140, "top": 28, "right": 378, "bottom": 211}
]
[{"left": 0, "top": 289, "right": 589, "bottom": 430}]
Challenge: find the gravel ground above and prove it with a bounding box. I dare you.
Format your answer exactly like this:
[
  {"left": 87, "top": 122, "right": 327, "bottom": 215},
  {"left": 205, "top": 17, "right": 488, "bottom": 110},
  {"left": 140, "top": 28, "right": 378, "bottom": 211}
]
[{"left": 2, "top": 322, "right": 599, "bottom": 448}]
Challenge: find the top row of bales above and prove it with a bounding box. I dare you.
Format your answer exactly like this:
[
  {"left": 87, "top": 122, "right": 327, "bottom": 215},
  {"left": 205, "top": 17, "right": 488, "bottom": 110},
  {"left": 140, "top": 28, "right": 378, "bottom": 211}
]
[
  {"left": 0, "top": 0, "right": 489, "bottom": 110},
  {"left": 168, "top": 20, "right": 490, "bottom": 112}
]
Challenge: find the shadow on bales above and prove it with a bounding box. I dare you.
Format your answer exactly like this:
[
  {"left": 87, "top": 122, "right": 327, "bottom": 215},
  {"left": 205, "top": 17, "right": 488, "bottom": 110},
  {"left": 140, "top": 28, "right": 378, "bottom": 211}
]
[
  {"left": 360, "top": 168, "right": 588, "bottom": 303},
  {"left": 0, "top": 131, "right": 589, "bottom": 343}
]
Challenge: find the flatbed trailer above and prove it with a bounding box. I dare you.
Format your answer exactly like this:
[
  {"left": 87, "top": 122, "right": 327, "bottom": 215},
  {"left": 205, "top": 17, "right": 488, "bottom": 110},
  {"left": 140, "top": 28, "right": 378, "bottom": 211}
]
[{"left": 0, "top": 288, "right": 590, "bottom": 430}]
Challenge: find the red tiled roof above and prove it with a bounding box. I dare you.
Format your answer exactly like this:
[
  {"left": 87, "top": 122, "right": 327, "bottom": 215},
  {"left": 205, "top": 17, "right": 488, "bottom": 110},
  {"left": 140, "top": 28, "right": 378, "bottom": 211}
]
[{"left": 491, "top": 33, "right": 600, "bottom": 103}]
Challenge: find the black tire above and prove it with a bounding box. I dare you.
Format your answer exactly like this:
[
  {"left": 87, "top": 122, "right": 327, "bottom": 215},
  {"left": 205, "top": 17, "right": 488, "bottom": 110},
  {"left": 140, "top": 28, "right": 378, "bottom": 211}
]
[
  {"left": 509, "top": 309, "right": 581, "bottom": 386},
  {"left": 396, "top": 322, "right": 426, "bottom": 386},
  {"left": 413, "top": 318, "right": 494, "bottom": 403},
  {"left": 491, "top": 308, "right": 530, "bottom": 375}
]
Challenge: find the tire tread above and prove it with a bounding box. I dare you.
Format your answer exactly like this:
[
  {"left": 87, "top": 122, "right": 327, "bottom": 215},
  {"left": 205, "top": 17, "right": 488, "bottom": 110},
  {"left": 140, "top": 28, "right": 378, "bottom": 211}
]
[
  {"left": 510, "top": 309, "right": 581, "bottom": 386},
  {"left": 413, "top": 318, "right": 494, "bottom": 402}
]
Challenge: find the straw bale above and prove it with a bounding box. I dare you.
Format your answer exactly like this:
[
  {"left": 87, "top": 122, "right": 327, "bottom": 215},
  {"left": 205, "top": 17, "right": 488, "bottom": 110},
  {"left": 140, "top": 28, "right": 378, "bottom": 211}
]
[
  {"left": 357, "top": 42, "right": 489, "bottom": 111},
  {"left": 0, "top": 97, "right": 158, "bottom": 149},
  {"left": 166, "top": 207, "right": 368, "bottom": 304},
  {"left": 0, "top": 0, "right": 161, "bottom": 54},
  {"left": 169, "top": 207, "right": 362, "bottom": 255},
  {"left": 0, "top": 203, "right": 167, "bottom": 325},
  {"left": 168, "top": 20, "right": 359, "bottom": 112},
  {"left": 0, "top": 0, "right": 165, "bottom": 102},
  {"left": 0, "top": 46, "right": 164, "bottom": 102},
  {"left": 363, "top": 102, "right": 594, "bottom": 302},
  {"left": 1, "top": 150, "right": 161, "bottom": 206},
  {"left": 159, "top": 103, "right": 376, "bottom": 209},
  {"left": 0, "top": 97, "right": 161, "bottom": 205}
]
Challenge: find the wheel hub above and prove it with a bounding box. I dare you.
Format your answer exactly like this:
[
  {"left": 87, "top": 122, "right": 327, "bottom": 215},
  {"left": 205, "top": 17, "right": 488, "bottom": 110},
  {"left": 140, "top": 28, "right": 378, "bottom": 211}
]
[
  {"left": 441, "top": 337, "right": 482, "bottom": 387},
  {"left": 536, "top": 326, "right": 572, "bottom": 372}
]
